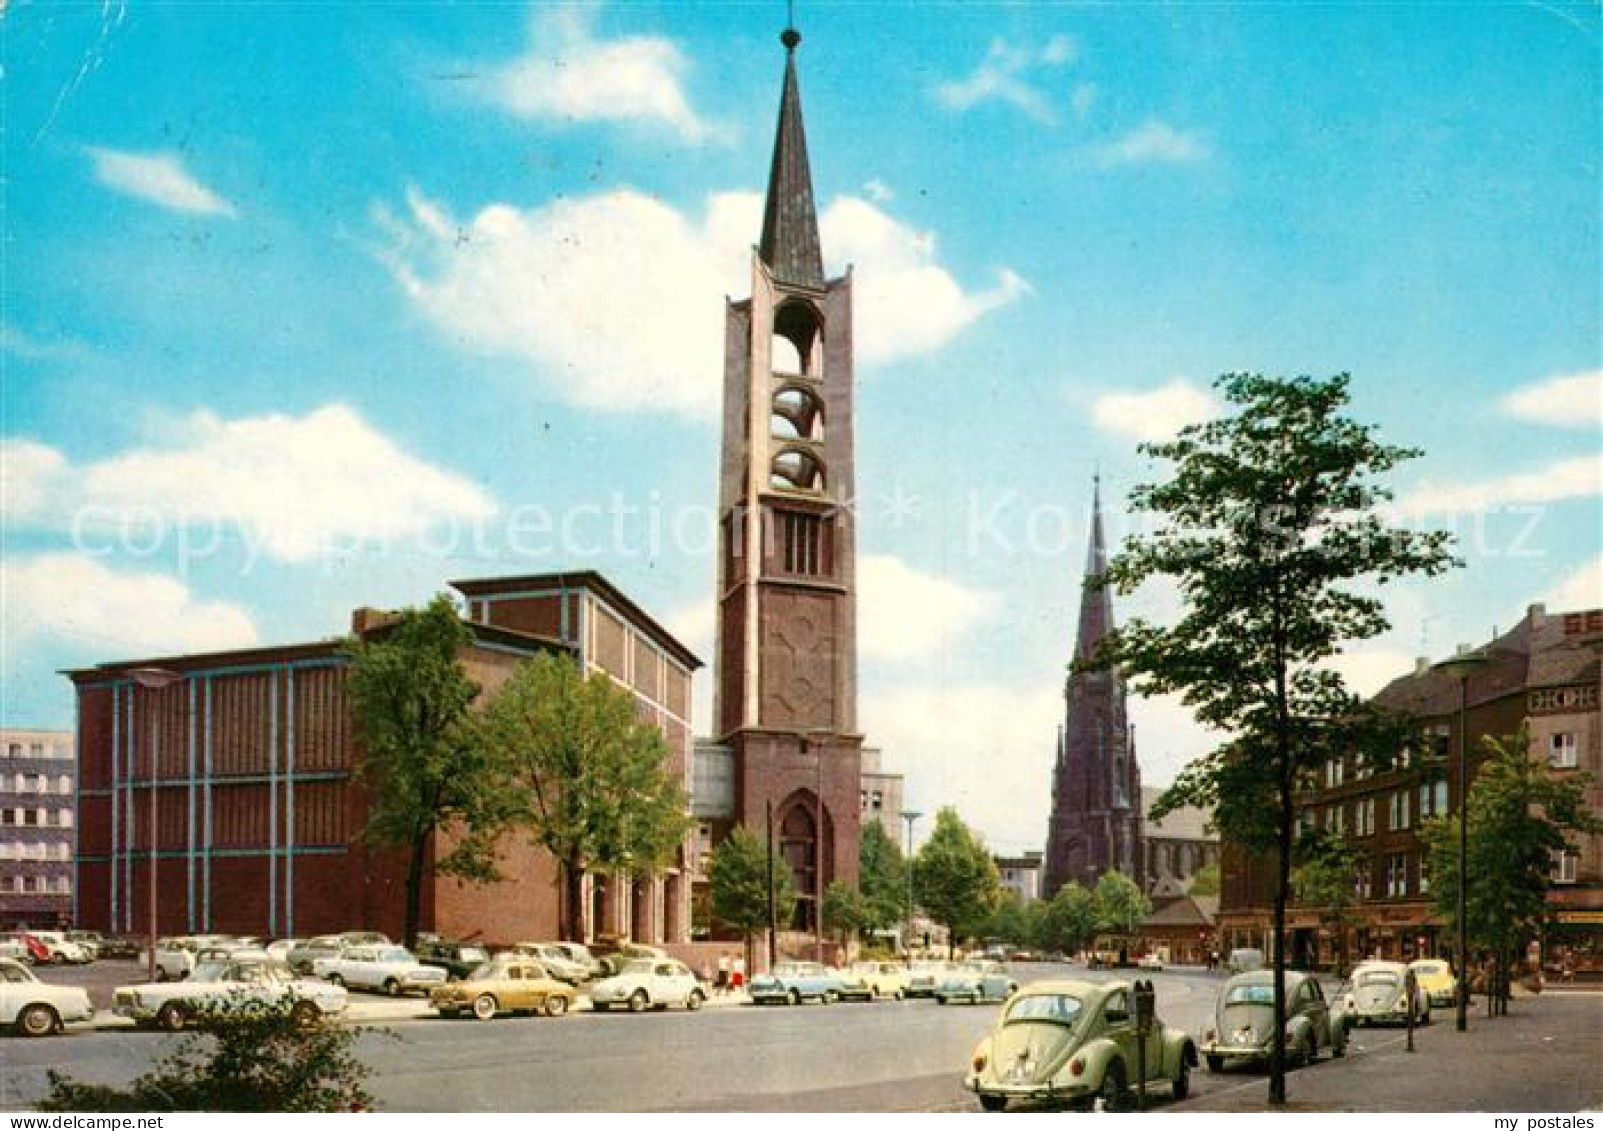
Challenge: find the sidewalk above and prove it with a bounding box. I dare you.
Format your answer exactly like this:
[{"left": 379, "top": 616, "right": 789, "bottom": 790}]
[{"left": 1175, "top": 994, "right": 1603, "bottom": 1112}]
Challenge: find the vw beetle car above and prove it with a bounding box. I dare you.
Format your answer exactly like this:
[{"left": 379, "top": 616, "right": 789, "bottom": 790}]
[
  {"left": 1339, "top": 960, "right": 1430, "bottom": 1027},
  {"left": 747, "top": 961, "right": 844, "bottom": 1005},
  {"left": 838, "top": 961, "right": 910, "bottom": 1001},
  {"left": 1407, "top": 958, "right": 1456, "bottom": 1008},
  {"left": 430, "top": 956, "right": 574, "bottom": 1019},
  {"left": 906, "top": 960, "right": 955, "bottom": 999},
  {"left": 589, "top": 957, "right": 706, "bottom": 1013},
  {"left": 965, "top": 979, "right": 1196, "bottom": 1111},
  {"left": 1201, "top": 969, "right": 1344, "bottom": 1071},
  {"left": 936, "top": 960, "right": 1018, "bottom": 1005}
]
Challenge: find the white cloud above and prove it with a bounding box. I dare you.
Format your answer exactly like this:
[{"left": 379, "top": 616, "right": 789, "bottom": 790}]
[
  {"left": 2, "top": 553, "right": 258, "bottom": 663},
  {"left": 1398, "top": 453, "right": 1602, "bottom": 516},
  {"left": 3, "top": 405, "right": 495, "bottom": 563},
  {"left": 1501, "top": 370, "right": 1603, "bottom": 430},
  {"left": 862, "top": 179, "right": 894, "bottom": 204},
  {"left": 1546, "top": 557, "right": 1603, "bottom": 612},
  {"left": 1092, "top": 378, "right": 1219, "bottom": 442},
  {"left": 1095, "top": 120, "right": 1210, "bottom": 167},
  {"left": 934, "top": 36, "right": 1077, "bottom": 124},
  {"left": 84, "top": 147, "right": 237, "bottom": 217},
  {"left": 859, "top": 555, "right": 1001, "bottom": 662},
  {"left": 1, "top": 439, "right": 70, "bottom": 522},
  {"left": 380, "top": 187, "right": 1026, "bottom": 417},
  {"left": 487, "top": 6, "right": 714, "bottom": 143}
]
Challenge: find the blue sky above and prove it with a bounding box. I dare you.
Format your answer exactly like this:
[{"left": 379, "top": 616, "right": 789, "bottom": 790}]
[{"left": 4, "top": 2, "right": 1599, "bottom": 852}]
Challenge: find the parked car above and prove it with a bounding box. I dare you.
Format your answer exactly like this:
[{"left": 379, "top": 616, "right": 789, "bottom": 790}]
[
  {"left": 0, "top": 934, "right": 44, "bottom": 964},
  {"left": 906, "top": 960, "right": 955, "bottom": 999},
  {"left": 965, "top": 979, "right": 1198, "bottom": 1111},
  {"left": 506, "top": 942, "right": 589, "bottom": 985},
  {"left": 589, "top": 957, "right": 706, "bottom": 1013},
  {"left": 151, "top": 937, "right": 201, "bottom": 981},
  {"left": 313, "top": 945, "right": 448, "bottom": 996},
  {"left": 91, "top": 934, "right": 144, "bottom": 960},
  {"left": 1408, "top": 958, "right": 1457, "bottom": 1008},
  {"left": 748, "top": 961, "right": 844, "bottom": 1005},
  {"left": 416, "top": 940, "right": 494, "bottom": 982},
  {"left": 336, "top": 931, "right": 391, "bottom": 948},
  {"left": 1201, "top": 969, "right": 1345, "bottom": 1071},
  {"left": 62, "top": 931, "right": 105, "bottom": 959},
  {"left": 0, "top": 957, "right": 95, "bottom": 1037},
  {"left": 1137, "top": 953, "right": 1165, "bottom": 971},
  {"left": 430, "top": 956, "right": 575, "bottom": 1020},
  {"left": 1226, "top": 948, "right": 1265, "bottom": 974},
  {"left": 287, "top": 935, "right": 348, "bottom": 974},
  {"left": 113, "top": 955, "right": 347, "bottom": 1031},
  {"left": 838, "top": 961, "right": 910, "bottom": 1001},
  {"left": 28, "top": 932, "right": 91, "bottom": 965},
  {"left": 264, "top": 939, "right": 298, "bottom": 963},
  {"left": 548, "top": 941, "right": 607, "bottom": 981},
  {"left": 593, "top": 941, "right": 670, "bottom": 978},
  {"left": 1337, "top": 960, "right": 1430, "bottom": 1027},
  {"left": 936, "top": 961, "right": 1018, "bottom": 1005}
]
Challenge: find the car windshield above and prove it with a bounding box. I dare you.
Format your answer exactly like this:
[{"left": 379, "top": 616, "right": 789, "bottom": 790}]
[
  {"left": 1005, "top": 994, "right": 1083, "bottom": 1026},
  {"left": 376, "top": 948, "right": 413, "bottom": 964},
  {"left": 1358, "top": 971, "right": 1399, "bottom": 987},
  {"left": 1413, "top": 962, "right": 1446, "bottom": 976},
  {"left": 188, "top": 961, "right": 234, "bottom": 982},
  {"left": 464, "top": 962, "right": 508, "bottom": 982},
  {"left": 620, "top": 959, "right": 656, "bottom": 975},
  {"left": 1224, "top": 983, "right": 1276, "bottom": 1005},
  {"left": 458, "top": 946, "right": 490, "bottom": 963}
]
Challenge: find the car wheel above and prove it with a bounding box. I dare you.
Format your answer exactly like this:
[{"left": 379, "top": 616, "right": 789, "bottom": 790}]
[
  {"left": 894, "top": 988, "right": 905, "bottom": 1001},
  {"left": 824, "top": 990, "right": 839, "bottom": 1004},
  {"left": 156, "top": 1002, "right": 188, "bottom": 1032},
  {"left": 1205, "top": 1054, "right": 1224, "bottom": 1074},
  {"left": 154, "top": 967, "right": 167, "bottom": 983},
  {"left": 1099, "top": 1060, "right": 1129, "bottom": 1112},
  {"left": 16, "top": 1003, "right": 59, "bottom": 1038},
  {"left": 787, "top": 988, "right": 800, "bottom": 1007},
  {"left": 290, "top": 1001, "right": 319, "bottom": 1030},
  {"left": 544, "top": 995, "right": 569, "bottom": 1018},
  {"left": 979, "top": 1095, "right": 1008, "bottom": 1113},
  {"left": 686, "top": 990, "right": 705, "bottom": 1012},
  {"left": 628, "top": 990, "right": 649, "bottom": 1014},
  {"left": 593, "top": 1003, "right": 610, "bottom": 1012},
  {"left": 935, "top": 995, "right": 947, "bottom": 1005},
  {"left": 326, "top": 973, "right": 344, "bottom": 987},
  {"left": 384, "top": 978, "right": 402, "bottom": 997},
  {"left": 1172, "top": 1059, "right": 1191, "bottom": 1101},
  {"left": 472, "top": 994, "right": 497, "bottom": 1021}
]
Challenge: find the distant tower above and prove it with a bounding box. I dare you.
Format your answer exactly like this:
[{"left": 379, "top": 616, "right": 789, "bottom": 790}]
[
  {"left": 1044, "top": 480, "right": 1144, "bottom": 897},
  {"left": 712, "top": 25, "right": 862, "bottom": 932}
]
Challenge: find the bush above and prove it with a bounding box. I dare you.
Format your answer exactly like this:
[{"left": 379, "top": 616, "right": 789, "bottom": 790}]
[{"left": 39, "top": 995, "right": 376, "bottom": 1113}]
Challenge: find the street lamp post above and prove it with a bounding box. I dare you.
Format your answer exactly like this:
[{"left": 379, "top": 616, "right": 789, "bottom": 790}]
[
  {"left": 900, "top": 810, "right": 921, "bottom": 956},
  {"left": 1433, "top": 647, "right": 1486, "bottom": 1034},
  {"left": 130, "top": 667, "right": 181, "bottom": 982}
]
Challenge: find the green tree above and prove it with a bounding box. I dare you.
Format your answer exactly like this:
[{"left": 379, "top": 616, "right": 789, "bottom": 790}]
[
  {"left": 480, "top": 652, "right": 691, "bottom": 942},
  {"left": 983, "top": 896, "right": 1030, "bottom": 946},
  {"left": 1094, "top": 871, "right": 1152, "bottom": 943},
  {"left": 1291, "top": 830, "right": 1362, "bottom": 975},
  {"left": 911, "top": 807, "right": 1003, "bottom": 957},
  {"left": 708, "top": 826, "right": 795, "bottom": 962},
  {"left": 858, "top": 821, "right": 908, "bottom": 936},
  {"left": 1037, "top": 883, "right": 1100, "bottom": 955},
  {"left": 1093, "top": 372, "right": 1456, "bottom": 1103},
  {"left": 822, "top": 880, "right": 869, "bottom": 946},
  {"left": 1421, "top": 729, "right": 1601, "bottom": 1015},
  {"left": 344, "top": 595, "right": 506, "bottom": 948},
  {"left": 39, "top": 997, "right": 374, "bottom": 1112},
  {"left": 1187, "top": 861, "right": 1221, "bottom": 898}
]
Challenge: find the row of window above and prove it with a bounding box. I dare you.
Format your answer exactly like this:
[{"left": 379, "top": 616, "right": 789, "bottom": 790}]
[
  {"left": 1311, "top": 779, "right": 1448, "bottom": 837},
  {"left": 0, "top": 808, "right": 74, "bottom": 828},
  {"left": 1342, "top": 850, "right": 1579, "bottom": 901},
  {"left": 0, "top": 841, "right": 72, "bottom": 862},
  {"left": 1322, "top": 730, "right": 1581, "bottom": 789},
  {"left": 4, "top": 773, "right": 73, "bottom": 796},
  {"left": 3, "top": 741, "right": 70, "bottom": 761},
  {"left": 0, "top": 875, "right": 71, "bottom": 894}
]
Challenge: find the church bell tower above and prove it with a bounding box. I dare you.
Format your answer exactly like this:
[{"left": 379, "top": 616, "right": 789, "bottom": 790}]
[{"left": 712, "top": 25, "right": 862, "bottom": 932}]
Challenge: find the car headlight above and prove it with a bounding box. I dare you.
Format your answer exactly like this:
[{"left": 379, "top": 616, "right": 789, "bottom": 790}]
[{"left": 1395, "top": 994, "right": 1409, "bottom": 1010}]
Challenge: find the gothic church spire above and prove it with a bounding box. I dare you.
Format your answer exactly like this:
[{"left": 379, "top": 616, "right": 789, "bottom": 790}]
[{"left": 758, "top": 27, "right": 825, "bottom": 288}]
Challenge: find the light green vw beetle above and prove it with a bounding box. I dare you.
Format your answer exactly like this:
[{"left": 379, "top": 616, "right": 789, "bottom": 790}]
[{"left": 964, "top": 979, "right": 1197, "bottom": 1112}]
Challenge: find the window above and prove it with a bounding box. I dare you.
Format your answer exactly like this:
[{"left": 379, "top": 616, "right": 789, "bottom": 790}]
[
  {"left": 20, "top": 876, "right": 35, "bottom": 893},
  {"left": 5, "top": 743, "right": 19, "bottom": 758},
  {"left": 1418, "top": 856, "right": 1431, "bottom": 895},
  {"left": 1355, "top": 798, "right": 1376, "bottom": 837},
  {"left": 1325, "top": 758, "right": 1345, "bottom": 789},
  {"left": 0, "top": 876, "right": 10, "bottom": 892},
  {"left": 1354, "top": 865, "right": 1372, "bottom": 900},
  {"left": 1386, "top": 854, "right": 1408, "bottom": 897},
  {"left": 1324, "top": 805, "right": 1344, "bottom": 834},
  {"left": 22, "top": 809, "right": 37, "bottom": 827},
  {"left": 1389, "top": 791, "right": 1410, "bottom": 831},
  {"left": 1419, "top": 775, "right": 1448, "bottom": 819},
  {"left": 1550, "top": 733, "right": 1578, "bottom": 769},
  {"left": 55, "top": 875, "right": 71, "bottom": 894},
  {"left": 869, "top": 790, "right": 883, "bottom": 812},
  {"left": 1552, "top": 851, "right": 1578, "bottom": 884},
  {"left": 56, "top": 775, "right": 71, "bottom": 795},
  {"left": 28, "top": 744, "right": 42, "bottom": 758}
]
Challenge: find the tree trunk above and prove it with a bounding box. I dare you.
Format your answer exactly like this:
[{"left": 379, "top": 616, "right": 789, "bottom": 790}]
[
  {"left": 403, "top": 829, "right": 429, "bottom": 950},
  {"left": 1270, "top": 768, "right": 1292, "bottom": 1106},
  {"left": 562, "top": 859, "right": 587, "bottom": 943}
]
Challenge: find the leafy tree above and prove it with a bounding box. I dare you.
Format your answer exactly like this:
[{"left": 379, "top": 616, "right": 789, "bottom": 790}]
[
  {"left": 1094, "top": 871, "right": 1152, "bottom": 941},
  {"left": 1093, "top": 372, "right": 1456, "bottom": 1103},
  {"left": 911, "top": 807, "right": 1003, "bottom": 957},
  {"left": 480, "top": 652, "right": 691, "bottom": 942},
  {"left": 858, "top": 821, "right": 908, "bottom": 935},
  {"left": 1037, "top": 882, "right": 1099, "bottom": 955},
  {"left": 344, "top": 595, "right": 506, "bottom": 948},
  {"left": 39, "top": 997, "right": 374, "bottom": 1112},
  {"left": 1187, "top": 861, "right": 1221, "bottom": 898},
  {"left": 822, "top": 880, "right": 869, "bottom": 945},
  {"left": 982, "top": 896, "right": 1031, "bottom": 946},
  {"left": 1291, "top": 830, "right": 1362, "bottom": 975},
  {"left": 709, "top": 826, "right": 795, "bottom": 962},
  {"left": 1421, "top": 728, "right": 1601, "bottom": 1015}
]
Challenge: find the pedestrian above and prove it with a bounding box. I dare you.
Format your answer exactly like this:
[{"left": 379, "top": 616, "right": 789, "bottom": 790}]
[
  {"left": 716, "top": 953, "right": 730, "bottom": 995},
  {"left": 731, "top": 955, "right": 746, "bottom": 994}
]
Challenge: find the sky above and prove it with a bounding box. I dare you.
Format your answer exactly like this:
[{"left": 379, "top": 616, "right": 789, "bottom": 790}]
[{"left": 3, "top": 1, "right": 1600, "bottom": 854}]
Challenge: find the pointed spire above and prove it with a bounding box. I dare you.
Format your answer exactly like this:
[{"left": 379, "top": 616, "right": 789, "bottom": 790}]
[
  {"left": 1074, "top": 476, "right": 1116, "bottom": 663},
  {"left": 758, "top": 26, "right": 825, "bottom": 288}
]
